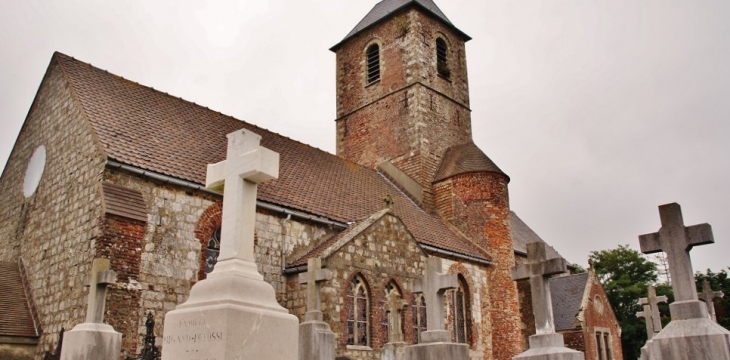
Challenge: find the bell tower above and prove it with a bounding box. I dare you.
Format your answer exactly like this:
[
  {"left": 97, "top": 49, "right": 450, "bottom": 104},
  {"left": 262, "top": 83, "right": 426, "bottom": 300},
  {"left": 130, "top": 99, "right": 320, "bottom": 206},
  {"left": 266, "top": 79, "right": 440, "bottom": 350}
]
[{"left": 331, "top": 0, "right": 473, "bottom": 207}]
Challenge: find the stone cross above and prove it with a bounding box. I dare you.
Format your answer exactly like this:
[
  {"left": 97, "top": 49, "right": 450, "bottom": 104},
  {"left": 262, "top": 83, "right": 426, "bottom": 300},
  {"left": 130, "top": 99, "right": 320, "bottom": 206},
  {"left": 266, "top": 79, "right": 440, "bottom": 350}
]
[
  {"left": 84, "top": 258, "right": 117, "bottom": 324},
  {"left": 206, "top": 129, "right": 279, "bottom": 265},
  {"left": 511, "top": 242, "right": 568, "bottom": 335},
  {"left": 298, "top": 257, "right": 332, "bottom": 322},
  {"left": 412, "top": 257, "right": 457, "bottom": 341},
  {"left": 385, "top": 291, "right": 408, "bottom": 343},
  {"left": 639, "top": 203, "right": 714, "bottom": 302},
  {"left": 638, "top": 285, "right": 667, "bottom": 335},
  {"left": 699, "top": 279, "right": 724, "bottom": 322},
  {"left": 636, "top": 304, "right": 656, "bottom": 340}
]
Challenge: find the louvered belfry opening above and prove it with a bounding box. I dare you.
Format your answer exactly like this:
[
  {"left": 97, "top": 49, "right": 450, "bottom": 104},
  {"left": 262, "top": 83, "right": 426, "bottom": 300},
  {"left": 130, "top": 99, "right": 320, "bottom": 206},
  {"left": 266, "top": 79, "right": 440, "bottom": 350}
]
[
  {"left": 436, "top": 38, "right": 449, "bottom": 78},
  {"left": 366, "top": 44, "right": 380, "bottom": 84}
]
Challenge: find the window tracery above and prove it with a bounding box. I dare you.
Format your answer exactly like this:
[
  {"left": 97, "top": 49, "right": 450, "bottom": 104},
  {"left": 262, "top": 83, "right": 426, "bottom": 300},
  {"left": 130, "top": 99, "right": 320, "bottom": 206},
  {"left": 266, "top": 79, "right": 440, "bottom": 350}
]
[{"left": 346, "top": 274, "right": 369, "bottom": 346}]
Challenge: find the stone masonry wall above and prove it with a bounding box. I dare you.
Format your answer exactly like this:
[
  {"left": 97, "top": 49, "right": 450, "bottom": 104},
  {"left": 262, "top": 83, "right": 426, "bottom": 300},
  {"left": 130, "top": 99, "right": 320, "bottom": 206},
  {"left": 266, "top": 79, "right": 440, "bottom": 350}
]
[{"left": 0, "top": 61, "right": 109, "bottom": 357}]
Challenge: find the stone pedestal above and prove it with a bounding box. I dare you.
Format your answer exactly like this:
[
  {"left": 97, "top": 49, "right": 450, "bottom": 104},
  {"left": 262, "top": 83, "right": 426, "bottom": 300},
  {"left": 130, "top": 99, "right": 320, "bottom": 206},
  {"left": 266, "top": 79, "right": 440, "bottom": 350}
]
[
  {"left": 382, "top": 342, "right": 407, "bottom": 360},
  {"left": 60, "top": 323, "right": 121, "bottom": 360},
  {"left": 161, "top": 262, "right": 299, "bottom": 360},
  {"left": 299, "top": 317, "right": 335, "bottom": 360},
  {"left": 512, "top": 333, "right": 584, "bottom": 360},
  {"left": 404, "top": 330, "right": 468, "bottom": 360},
  {"left": 643, "top": 301, "right": 730, "bottom": 360}
]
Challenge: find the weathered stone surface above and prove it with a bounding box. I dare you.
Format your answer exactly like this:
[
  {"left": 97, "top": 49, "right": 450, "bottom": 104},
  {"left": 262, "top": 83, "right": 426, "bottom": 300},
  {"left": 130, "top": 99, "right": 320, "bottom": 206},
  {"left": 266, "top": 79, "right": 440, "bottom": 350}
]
[
  {"left": 382, "top": 342, "right": 406, "bottom": 360},
  {"left": 412, "top": 257, "right": 457, "bottom": 343},
  {"left": 60, "top": 323, "right": 122, "bottom": 360},
  {"left": 645, "top": 318, "right": 730, "bottom": 360},
  {"left": 513, "top": 334, "right": 584, "bottom": 360},
  {"left": 299, "top": 320, "right": 335, "bottom": 360},
  {"left": 404, "top": 342, "right": 469, "bottom": 360},
  {"left": 699, "top": 279, "right": 724, "bottom": 322}
]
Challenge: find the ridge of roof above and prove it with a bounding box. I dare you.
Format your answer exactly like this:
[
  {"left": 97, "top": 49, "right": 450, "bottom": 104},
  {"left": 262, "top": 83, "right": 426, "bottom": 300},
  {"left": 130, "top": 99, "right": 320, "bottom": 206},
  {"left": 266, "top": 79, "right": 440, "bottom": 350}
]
[
  {"left": 331, "top": 0, "right": 470, "bottom": 51},
  {"left": 49, "top": 52, "right": 489, "bottom": 262},
  {"left": 434, "top": 142, "right": 508, "bottom": 182}
]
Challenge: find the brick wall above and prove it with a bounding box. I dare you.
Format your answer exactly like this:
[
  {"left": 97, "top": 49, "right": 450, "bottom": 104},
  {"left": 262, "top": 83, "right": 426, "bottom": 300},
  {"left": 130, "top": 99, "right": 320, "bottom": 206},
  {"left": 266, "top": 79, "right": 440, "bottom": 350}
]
[
  {"left": 0, "top": 61, "right": 108, "bottom": 357},
  {"left": 579, "top": 274, "right": 624, "bottom": 360}
]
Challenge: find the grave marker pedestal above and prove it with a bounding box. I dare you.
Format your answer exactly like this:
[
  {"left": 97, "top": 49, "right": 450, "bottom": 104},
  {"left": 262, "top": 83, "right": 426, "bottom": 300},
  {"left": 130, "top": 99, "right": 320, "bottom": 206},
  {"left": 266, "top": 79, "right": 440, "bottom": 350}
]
[
  {"left": 511, "top": 242, "right": 584, "bottom": 360},
  {"left": 382, "top": 291, "right": 408, "bottom": 360},
  {"left": 61, "top": 258, "right": 122, "bottom": 360},
  {"left": 298, "top": 258, "right": 335, "bottom": 360},
  {"left": 638, "top": 203, "right": 730, "bottom": 360},
  {"left": 161, "top": 129, "right": 298, "bottom": 360}
]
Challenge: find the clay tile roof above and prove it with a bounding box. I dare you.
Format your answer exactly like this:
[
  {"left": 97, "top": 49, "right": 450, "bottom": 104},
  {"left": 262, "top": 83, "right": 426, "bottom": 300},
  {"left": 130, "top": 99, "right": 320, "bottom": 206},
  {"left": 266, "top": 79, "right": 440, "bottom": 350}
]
[
  {"left": 434, "top": 142, "right": 507, "bottom": 182},
  {"left": 510, "top": 212, "right": 562, "bottom": 260},
  {"left": 550, "top": 272, "right": 589, "bottom": 331},
  {"left": 330, "top": 0, "right": 470, "bottom": 51},
  {"left": 52, "top": 52, "right": 489, "bottom": 262},
  {"left": 0, "top": 262, "right": 39, "bottom": 338},
  {"left": 102, "top": 182, "right": 147, "bottom": 222}
]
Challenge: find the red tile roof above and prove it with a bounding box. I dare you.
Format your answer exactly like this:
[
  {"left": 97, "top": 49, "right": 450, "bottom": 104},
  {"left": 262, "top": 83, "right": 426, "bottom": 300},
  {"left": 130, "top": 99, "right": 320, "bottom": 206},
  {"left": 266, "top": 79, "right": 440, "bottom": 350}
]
[
  {"left": 53, "top": 53, "right": 489, "bottom": 261},
  {"left": 434, "top": 142, "right": 507, "bottom": 182},
  {"left": 0, "top": 262, "right": 39, "bottom": 338}
]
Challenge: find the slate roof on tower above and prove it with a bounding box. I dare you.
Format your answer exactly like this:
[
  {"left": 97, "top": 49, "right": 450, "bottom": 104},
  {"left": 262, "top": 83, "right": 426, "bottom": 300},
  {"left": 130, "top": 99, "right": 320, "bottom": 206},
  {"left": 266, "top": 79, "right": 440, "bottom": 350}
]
[
  {"left": 49, "top": 52, "right": 490, "bottom": 262},
  {"left": 330, "top": 0, "right": 470, "bottom": 51},
  {"left": 434, "top": 142, "right": 507, "bottom": 182}
]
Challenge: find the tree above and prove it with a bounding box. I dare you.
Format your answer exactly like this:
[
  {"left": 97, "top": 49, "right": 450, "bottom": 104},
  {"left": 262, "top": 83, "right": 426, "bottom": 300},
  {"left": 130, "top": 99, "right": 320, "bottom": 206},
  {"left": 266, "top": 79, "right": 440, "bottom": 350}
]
[
  {"left": 589, "top": 245, "right": 659, "bottom": 360},
  {"left": 695, "top": 268, "right": 730, "bottom": 330}
]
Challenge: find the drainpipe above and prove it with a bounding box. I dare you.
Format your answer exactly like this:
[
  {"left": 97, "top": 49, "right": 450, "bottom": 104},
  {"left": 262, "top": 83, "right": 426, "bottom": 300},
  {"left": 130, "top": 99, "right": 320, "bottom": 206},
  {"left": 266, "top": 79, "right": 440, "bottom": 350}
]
[{"left": 280, "top": 214, "right": 291, "bottom": 271}]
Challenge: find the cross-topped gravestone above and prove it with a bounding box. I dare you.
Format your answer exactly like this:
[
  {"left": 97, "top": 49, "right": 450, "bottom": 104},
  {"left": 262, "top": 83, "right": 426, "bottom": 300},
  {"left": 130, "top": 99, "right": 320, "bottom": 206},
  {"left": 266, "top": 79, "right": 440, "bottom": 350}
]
[
  {"left": 639, "top": 203, "right": 714, "bottom": 303},
  {"left": 84, "top": 258, "right": 117, "bottom": 324},
  {"left": 412, "top": 257, "right": 457, "bottom": 343},
  {"left": 385, "top": 291, "right": 408, "bottom": 343},
  {"left": 299, "top": 257, "right": 332, "bottom": 322},
  {"left": 700, "top": 279, "right": 724, "bottom": 322},
  {"left": 511, "top": 242, "right": 567, "bottom": 335},
  {"left": 637, "top": 304, "right": 656, "bottom": 340},
  {"left": 206, "top": 128, "right": 279, "bottom": 267},
  {"left": 638, "top": 285, "right": 667, "bottom": 335}
]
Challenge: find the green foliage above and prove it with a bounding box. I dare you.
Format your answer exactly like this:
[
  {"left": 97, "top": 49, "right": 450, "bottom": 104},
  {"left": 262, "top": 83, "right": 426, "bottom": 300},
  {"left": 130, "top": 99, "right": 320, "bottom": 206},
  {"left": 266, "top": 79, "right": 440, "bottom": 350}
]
[
  {"left": 589, "top": 245, "right": 658, "bottom": 360},
  {"left": 695, "top": 268, "right": 730, "bottom": 330}
]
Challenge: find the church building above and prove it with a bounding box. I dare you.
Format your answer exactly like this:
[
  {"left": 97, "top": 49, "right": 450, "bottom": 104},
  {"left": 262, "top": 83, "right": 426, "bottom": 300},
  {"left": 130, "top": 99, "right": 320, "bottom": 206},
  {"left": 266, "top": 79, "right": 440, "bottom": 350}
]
[{"left": 0, "top": 1, "right": 622, "bottom": 359}]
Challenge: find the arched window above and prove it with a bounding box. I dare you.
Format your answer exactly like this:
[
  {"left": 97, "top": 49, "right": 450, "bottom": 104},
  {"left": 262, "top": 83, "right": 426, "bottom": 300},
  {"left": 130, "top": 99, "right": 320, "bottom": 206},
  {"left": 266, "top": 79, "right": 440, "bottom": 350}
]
[
  {"left": 346, "top": 274, "right": 369, "bottom": 346},
  {"left": 450, "top": 276, "right": 470, "bottom": 344},
  {"left": 436, "top": 38, "right": 450, "bottom": 78},
  {"left": 205, "top": 227, "right": 221, "bottom": 274},
  {"left": 412, "top": 294, "right": 427, "bottom": 344},
  {"left": 366, "top": 44, "right": 380, "bottom": 84}
]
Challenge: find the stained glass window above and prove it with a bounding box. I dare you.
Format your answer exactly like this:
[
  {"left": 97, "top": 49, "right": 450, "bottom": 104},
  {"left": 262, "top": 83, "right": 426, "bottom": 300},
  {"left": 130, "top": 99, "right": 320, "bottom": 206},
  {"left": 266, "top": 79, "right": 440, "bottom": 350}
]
[
  {"left": 450, "top": 277, "right": 469, "bottom": 344},
  {"left": 205, "top": 227, "right": 221, "bottom": 274},
  {"left": 346, "top": 275, "right": 369, "bottom": 346},
  {"left": 412, "top": 294, "right": 427, "bottom": 344}
]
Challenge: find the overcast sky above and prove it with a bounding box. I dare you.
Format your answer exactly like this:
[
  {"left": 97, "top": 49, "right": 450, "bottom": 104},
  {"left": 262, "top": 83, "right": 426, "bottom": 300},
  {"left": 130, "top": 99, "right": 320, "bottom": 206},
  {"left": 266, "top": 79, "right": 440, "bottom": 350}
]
[{"left": 1, "top": 1, "right": 728, "bottom": 273}]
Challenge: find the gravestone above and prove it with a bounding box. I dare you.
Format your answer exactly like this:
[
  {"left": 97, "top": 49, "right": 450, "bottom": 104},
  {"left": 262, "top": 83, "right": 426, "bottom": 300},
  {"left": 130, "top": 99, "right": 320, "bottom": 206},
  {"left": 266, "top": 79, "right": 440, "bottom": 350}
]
[
  {"left": 404, "top": 257, "right": 468, "bottom": 360},
  {"left": 61, "top": 258, "right": 122, "bottom": 360},
  {"left": 637, "top": 285, "right": 668, "bottom": 360},
  {"left": 382, "top": 291, "right": 408, "bottom": 360},
  {"left": 637, "top": 305, "right": 657, "bottom": 340},
  {"left": 161, "top": 129, "right": 298, "bottom": 360},
  {"left": 298, "top": 257, "right": 335, "bottom": 360},
  {"left": 638, "top": 203, "right": 730, "bottom": 359},
  {"left": 511, "top": 242, "right": 584, "bottom": 360},
  {"left": 699, "top": 279, "right": 724, "bottom": 322}
]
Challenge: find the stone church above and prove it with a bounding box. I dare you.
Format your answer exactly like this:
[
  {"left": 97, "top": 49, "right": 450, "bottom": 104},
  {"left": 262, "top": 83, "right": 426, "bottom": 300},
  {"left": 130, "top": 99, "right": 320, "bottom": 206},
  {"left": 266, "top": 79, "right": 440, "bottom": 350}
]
[{"left": 0, "top": 0, "right": 623, "bottom": 359}]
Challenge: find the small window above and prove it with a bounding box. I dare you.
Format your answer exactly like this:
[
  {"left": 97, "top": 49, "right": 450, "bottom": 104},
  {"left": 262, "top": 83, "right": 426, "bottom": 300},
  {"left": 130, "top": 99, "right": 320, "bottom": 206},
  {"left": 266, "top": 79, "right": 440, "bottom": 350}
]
[
  {"left": 436, "top": 38, "right": 450, "bottom": 78},
  {"left": 366, "top": 44, "right": 380, "bottom": 84}
]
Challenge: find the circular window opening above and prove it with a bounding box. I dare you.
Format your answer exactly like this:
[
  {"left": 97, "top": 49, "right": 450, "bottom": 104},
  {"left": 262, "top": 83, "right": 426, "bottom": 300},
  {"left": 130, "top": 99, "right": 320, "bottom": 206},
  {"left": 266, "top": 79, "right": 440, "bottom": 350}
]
[{"left": 23, "top": 145, "right": 46, "bottom": 198}]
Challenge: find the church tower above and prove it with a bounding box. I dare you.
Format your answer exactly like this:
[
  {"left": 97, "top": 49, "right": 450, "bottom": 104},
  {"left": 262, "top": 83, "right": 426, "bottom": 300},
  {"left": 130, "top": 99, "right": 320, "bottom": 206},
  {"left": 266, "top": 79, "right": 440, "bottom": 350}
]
[{"left": 331, "top": 0, "right": 473, "bottom": 209}]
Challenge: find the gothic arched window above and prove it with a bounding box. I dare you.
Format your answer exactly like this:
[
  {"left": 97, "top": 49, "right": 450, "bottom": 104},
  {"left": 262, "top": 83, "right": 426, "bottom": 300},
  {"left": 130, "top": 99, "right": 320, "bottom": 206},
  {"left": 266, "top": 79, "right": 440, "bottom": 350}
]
[
  {"left": 346, "top": 274, "right": 370, "bottom": 346},
  {"left": 205, "top": 227, "right": 221, "bottom": 274},
  {"left": 436, "top": 38, "right": 450, "bottom": 78},
  {"left": 450, "top": 276, "right": 470, "bottom": 344},
  {"left": 366, "top": 44, "right": 380, "bottom": 84},
  {"left": 412, "top": 293, "right": 427, "bottom": 344}
]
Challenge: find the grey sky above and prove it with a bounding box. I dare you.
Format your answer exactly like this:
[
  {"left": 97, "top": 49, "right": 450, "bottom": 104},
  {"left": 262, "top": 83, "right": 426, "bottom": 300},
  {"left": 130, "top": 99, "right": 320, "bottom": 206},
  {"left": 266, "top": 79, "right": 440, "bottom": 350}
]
[{"left": 1, "top": 1, "right": 728, "bottom": 272}]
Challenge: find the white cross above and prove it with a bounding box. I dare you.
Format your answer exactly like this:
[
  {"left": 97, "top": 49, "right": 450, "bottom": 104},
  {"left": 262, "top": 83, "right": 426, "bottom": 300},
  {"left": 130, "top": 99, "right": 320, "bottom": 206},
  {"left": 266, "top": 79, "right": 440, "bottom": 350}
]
[
  {"left": 84, "top": 258, "right": 117, "bottom": 324},
  {"left": 637, "top": 285, "right": 667, "bottom": 337},
  {"left": 298, "top": 257, "right": 331, "bottom": 322},
  {"left": 206, "top": 129, "right": 279, "bottom": 267},
  {"left": 699, "top": 279, "right": 724, "bottom": 322},
  {"left": 511, "top": 242, "right": 567, "bottom": 335},
  {"left": 639, "top": 203, "right": 714, "bottom": 302},
  {"left": 412, "top": 257, "right": 457, "bottom": 342},
  {"left": 636, "top": 304, "right": 656, "bottom": 340}
]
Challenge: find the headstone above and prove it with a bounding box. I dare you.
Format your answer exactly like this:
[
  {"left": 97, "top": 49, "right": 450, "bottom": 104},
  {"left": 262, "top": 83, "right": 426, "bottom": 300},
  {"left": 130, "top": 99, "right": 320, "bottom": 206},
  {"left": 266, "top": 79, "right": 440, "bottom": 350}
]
[
  {"left": 638, "top": 285, "right": 668, "bottom": 337},
  {"left": 61, "top": 258, "right": 122, "bottom": 360},
  {"left": 161, "top": 129, "right": 298, "bottom": 360},
  {"left": 638, "top": 203, "right": 730, "bottom": 360},
  {"left": 404, "top": 257, "right": 468, "bottom": 360},
  {"left": 637, "top": 304, "right": 656, "bottom": 340},
  {"left": 699, "top": 279, "right": 724, "bottom": 322},
  {"left": 510, "top": 242, "right": 584, "bottom": 360},
  {"left": 382, "top": 291, "right": 408, "bottom": 360},
  {"left": 298, "top": 257, "right": 335, "bottom": 360}
]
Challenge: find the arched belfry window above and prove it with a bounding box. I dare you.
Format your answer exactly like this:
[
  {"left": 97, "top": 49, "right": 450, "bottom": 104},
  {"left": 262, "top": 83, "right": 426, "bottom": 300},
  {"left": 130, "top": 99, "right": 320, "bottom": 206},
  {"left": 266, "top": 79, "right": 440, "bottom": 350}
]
[
  {"left": 346, "top": 274, "right": 370, "bottom": 346},
  {"left": 366, "top": 44, "right": 381, "bottom": 84},
  {"left": 205, "top": 227, "right": 221, "bottom": 274},
  {"left": 412, "top": 293, "right": 427, "bottom": 344},
  {"left": 436, "top": 38, "right": 450, "bottom": 78},
  {"left": 450, "top": 276, "right": 470, "bottom": 344}
]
